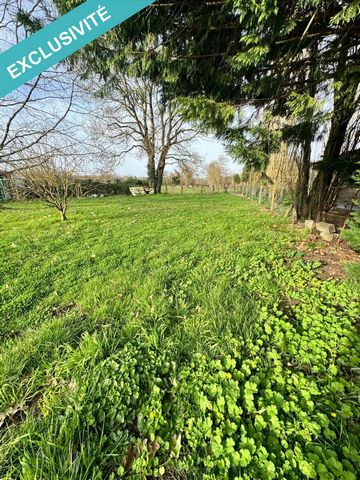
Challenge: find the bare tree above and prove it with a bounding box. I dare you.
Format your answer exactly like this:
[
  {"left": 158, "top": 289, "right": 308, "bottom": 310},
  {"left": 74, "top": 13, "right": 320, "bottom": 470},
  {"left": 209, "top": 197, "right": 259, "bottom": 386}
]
[
  {"left": 206, "top": 156, "right": 230, "bottom": 192},
  {"left": 175, "top": 155, "right": 202, "bottom": 187},
  {"left": 0, "top": 0, "right": 52, "bottom": 46},
  {"left": 0, "top": 0, "right": 78, "bottom": 173},
  {"left": 95, "top": 77, "right": 199, "bottom": 193},
  {"left": 266, "top": 142, "right": 300, "bottom": 215},
  {"left": 21, "top": 155, "right": 85, "bottom": 221},
  {"left": 0, "top": 75, "right": 78, "bottom": 171}
]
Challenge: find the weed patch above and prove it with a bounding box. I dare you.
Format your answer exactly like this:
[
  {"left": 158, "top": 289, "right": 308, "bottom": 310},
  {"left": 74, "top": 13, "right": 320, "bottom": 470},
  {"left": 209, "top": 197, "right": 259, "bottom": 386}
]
[{"left": 0, "top": 195, "right": 359, "bottom": 479}]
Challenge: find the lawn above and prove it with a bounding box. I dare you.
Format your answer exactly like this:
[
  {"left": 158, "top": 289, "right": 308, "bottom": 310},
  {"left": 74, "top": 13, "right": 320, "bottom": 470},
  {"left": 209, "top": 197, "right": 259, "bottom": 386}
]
[{"left": 0, "top": 194, "right": 359, "bottom": 479}]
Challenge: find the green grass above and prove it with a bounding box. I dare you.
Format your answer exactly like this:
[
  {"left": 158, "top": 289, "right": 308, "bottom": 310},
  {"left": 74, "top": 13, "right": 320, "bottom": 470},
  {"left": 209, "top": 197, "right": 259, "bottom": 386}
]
[
  {"left": 0, "top": 194, "right": 359, "bottom": 479},
  {"left": 0, "top": 195, "right": 297, "bottom": 351}
]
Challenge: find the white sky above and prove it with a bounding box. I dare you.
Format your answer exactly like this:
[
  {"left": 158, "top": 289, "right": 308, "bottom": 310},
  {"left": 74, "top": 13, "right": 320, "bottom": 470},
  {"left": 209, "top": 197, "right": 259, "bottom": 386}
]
[{"left": 117, "top": 135, "right": 241, "bottom": 177}]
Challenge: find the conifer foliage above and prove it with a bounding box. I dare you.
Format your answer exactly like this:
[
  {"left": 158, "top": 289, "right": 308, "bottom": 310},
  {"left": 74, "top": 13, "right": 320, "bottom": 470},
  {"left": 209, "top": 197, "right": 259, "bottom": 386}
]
[{"left": 55, "top": 0, "right": 360, "bottom": 218}]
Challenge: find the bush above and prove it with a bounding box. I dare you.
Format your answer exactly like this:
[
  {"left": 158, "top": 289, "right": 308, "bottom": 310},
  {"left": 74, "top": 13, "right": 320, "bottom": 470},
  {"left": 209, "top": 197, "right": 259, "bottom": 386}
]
[
  {"left": 81, "top": 177, "right": 148, "bottom": 197},
  {"left": 342, "top": 170, "right": 360, "bottom": 252}
]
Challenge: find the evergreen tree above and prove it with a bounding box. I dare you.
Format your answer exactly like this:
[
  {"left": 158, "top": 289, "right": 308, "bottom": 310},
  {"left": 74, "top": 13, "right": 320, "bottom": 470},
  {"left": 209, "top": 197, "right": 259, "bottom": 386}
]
[{"left": 54, "top": 0, "right": 360, "bottom": 218}]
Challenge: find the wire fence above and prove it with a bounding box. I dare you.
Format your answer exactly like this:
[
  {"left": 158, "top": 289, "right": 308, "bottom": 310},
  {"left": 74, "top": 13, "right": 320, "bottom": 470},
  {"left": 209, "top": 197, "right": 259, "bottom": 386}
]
[
  {"left": 233, "top": 182, "right": 294, "bottom": 218},
  {"left": 162, "top": 183, "right": 292, "bottom": 215},
  {"left": 163, "top": 185, "right": 230, "bottom": 195}
]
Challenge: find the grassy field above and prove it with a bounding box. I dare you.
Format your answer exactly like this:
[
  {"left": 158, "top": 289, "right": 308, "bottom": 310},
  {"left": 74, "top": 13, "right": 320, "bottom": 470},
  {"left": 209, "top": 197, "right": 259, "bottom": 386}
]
[{"left": 0, "top": 194, "right": 359, "bottom": 479}]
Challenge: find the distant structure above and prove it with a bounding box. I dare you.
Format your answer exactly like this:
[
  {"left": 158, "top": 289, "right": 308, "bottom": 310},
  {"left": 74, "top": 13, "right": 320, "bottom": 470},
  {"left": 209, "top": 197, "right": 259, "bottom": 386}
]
[
  {"left": 322, "top": 186, "right": 360, "bottom": 229},
  {"left": 129, "top": 186, "right": 155, "bottom": 196},
  {"left": 0, "top": 171, "right": 23, "bottom": 200},
  {"left": 0, "top": 171, "right": 12, "bottom": 200}
]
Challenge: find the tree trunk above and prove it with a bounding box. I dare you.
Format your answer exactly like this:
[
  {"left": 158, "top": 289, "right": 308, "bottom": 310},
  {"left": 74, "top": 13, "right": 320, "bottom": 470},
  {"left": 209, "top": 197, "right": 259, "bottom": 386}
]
[
  {"left": 296, "top": 42, "right": 317, "bottom": 220},
  {"left": 297, "top": 138, "right": 311, "bottom": 219},
  {"left": 309, "top": 37, "right": 357, "bottom": 218},
  {"left": 270, "top": 185, "right": 276, "bottom": 212},
  {"left": 310, "top": 102, "right": 354, "bottom": 217},
  {"left": 285, "top": 204, "right": 294, "bottom": 218},
  {"left": 147, "top": 153, "right": 157, "bottom": 192},
  {"left": 154, "top": 149, "right": 168, "bottom": 194},
  {"left": 251, "top": 179, "right": 256, "bottom": 198},
  {"left": 155, "top": 165, "right": 165, "bottom": 193},
  {"left": 60, "top": 210, "right": 67, "bottom": 221}
]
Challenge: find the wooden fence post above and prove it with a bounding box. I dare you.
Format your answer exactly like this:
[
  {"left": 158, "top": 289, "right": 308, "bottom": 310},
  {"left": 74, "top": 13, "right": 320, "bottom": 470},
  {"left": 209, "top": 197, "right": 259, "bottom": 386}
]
[
  {"left": 251, "top": 182, "right": 256, "bottom": 199},
  {"left": 270, "top": 185, "right": 277, "bottom": 212}
]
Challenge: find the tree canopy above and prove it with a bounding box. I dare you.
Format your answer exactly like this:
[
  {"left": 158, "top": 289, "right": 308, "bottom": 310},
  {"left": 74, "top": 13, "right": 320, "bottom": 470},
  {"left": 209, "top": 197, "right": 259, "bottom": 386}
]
[{"left": 54, "top": 0, "right": 360, "bottom": 218}]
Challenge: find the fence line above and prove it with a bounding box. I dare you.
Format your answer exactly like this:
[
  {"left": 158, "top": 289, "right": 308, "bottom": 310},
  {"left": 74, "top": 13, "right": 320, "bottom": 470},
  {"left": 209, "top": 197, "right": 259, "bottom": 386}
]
[
  {"left": 234, "top": 182, "right": 289, "bottom": 212},
  {"left": 164, "top": 185, "right": 230, "bottom": 195},
  {"left": 163, "top": 183, "right": 289, "bottom": 212}
]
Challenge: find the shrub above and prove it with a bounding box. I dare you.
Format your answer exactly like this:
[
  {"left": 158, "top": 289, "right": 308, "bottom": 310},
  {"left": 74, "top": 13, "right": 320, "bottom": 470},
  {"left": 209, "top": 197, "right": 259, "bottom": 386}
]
[
  {"left": 342, "top": 169, "right": 360, "bottom": 252},
  {"left": 81, "top": 177, "right": 148, "bottom": 197}
]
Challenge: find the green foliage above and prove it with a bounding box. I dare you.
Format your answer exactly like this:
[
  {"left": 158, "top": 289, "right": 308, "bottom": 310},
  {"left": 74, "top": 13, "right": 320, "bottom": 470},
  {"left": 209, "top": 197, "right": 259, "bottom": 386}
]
[
  {"left": 16, "top": 9, "right": 43, "bottom": 33},
  {"left": 233, "top": 174, "right": 241, "bottom": 184},
  {"left": 231, "top": 45, "right": 270, "bottom": 67},
  {"left": 178, "top": 97, "right": 236, "bottom": 133},
  {"left": 225, "top": 114, "right": 282, "bottom": 171},
  {"left": 331, "top": 0, "right": 360, "bottom": 25},
  {"left": 342, "top": 168, "right": 360, "bottom": 251},
  {"left": 0, "top": 195, "right": 359, "bottom": 478},
  {"left": 54, "top": 0, "right": 360, "bottom": 201},
  {"left": 81, "top": 177, "right": 147, "bottom": 197},
  {"left": 286, "top": 93, "right": 324, "bottom": 123}
]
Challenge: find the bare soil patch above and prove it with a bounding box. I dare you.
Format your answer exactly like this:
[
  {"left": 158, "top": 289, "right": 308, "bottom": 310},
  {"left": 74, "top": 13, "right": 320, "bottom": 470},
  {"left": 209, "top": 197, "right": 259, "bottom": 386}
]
[{"left": 297, "top": 234, "right": 360, "bottom": 280}]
